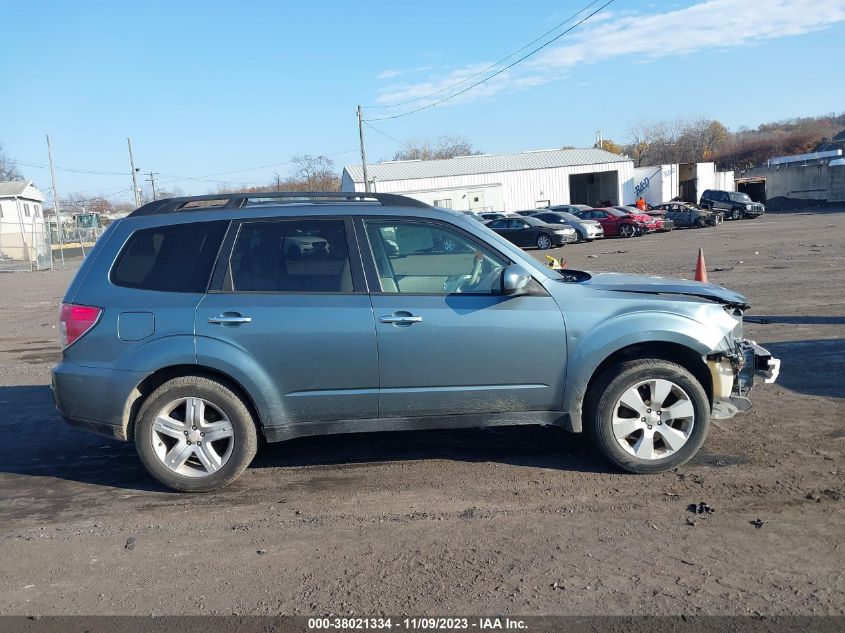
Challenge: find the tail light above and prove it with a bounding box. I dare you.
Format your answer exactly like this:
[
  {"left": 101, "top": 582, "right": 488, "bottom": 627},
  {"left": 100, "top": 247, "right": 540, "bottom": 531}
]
[{"left": 59, "top": 303, "right": 102, "bottom": 349}]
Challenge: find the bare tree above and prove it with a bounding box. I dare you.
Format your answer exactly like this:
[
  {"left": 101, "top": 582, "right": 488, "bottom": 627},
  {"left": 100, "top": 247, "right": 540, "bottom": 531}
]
[
  {"left": 289, "top": 154, "right": 340, "bottom": 191},
  {"left": 392, "top": 135, "right": 481, "bottom": 161},
  {"left": 0, "top": 143, "right": 23, "bottom": 181},
  {"left": 624, "top": 120, "right": 673, "bottom": 166}
]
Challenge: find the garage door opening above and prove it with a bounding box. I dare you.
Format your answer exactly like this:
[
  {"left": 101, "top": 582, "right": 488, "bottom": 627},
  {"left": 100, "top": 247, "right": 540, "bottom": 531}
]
[
  {"left": 736, "top": 178, "right": 767, "bottom": 204},
  {"left": 679, "top": 163, "right": 698, "bottom": 203},
  {"left": 569, "top": 171, "right": 619, "bottom": 207}
]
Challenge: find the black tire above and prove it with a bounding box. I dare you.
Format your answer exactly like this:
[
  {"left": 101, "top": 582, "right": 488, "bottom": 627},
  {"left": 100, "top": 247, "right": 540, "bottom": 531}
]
[
  {"left": 694, "top": 218, "right": 705, "bottom": 228},
  {"left": 585, "top": 358, "right": 710, "bottom": 474},
  {"left": 572, "top": 229, "right": 584, "bottom": 243},
  {"left": 730, "top": 208, "right": 743, "bottom": 220},
  {"left": 618, "top": 224, "right": 634, "bottom": 239},
  {"left": 536, "top": 233, "right": 553, "bottom": 250},
  {"left": 134, "top": 376, "right": 258, "bottom": 492}
]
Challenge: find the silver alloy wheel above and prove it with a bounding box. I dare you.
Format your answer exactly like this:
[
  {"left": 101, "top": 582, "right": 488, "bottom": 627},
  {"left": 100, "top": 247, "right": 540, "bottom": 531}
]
[
  {"left": 611, "top": 378, "right": 695, "bottom": 460},
  {"left": 619, "top": 224, "right": 633, "bottom": 238},
  {"left": 537, "top": 234, "right": 552, "bottom": 249},
  {"left": 151, "top": 397, "right": 235, "bottom": 477}
]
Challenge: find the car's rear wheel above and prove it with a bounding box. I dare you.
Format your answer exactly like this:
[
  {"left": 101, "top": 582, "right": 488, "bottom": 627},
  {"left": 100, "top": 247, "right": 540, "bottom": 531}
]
[
  {"left": 618, "top": 224, "right": 634, "bottom": 238},
  {"left": 134, "top": 376, "right": 258, "bottom": 492},
  {"left": 536, "top": 234, "right": 552, "bottom": 250},
  {"left": 586, "top": 359, "right": 710, "bottom": 473}
]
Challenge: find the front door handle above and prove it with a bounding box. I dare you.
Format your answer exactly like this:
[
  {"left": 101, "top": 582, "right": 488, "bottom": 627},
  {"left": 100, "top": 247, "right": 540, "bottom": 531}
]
[
  {"left": 208, "top": 314, "right": 252, "bottom": 325},
  {"left": 379, "top": 314, "right": 422, "bottom": 325}
]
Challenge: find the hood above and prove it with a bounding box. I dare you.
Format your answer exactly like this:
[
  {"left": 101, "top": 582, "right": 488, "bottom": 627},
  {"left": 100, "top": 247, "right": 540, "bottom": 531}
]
[{"left": 579, "top": 272, "right": 750, "bottom": 310}]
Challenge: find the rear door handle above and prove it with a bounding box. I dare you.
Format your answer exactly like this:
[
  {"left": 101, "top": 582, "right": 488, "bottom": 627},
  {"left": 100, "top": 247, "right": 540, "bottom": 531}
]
[
  {"left": 379, "top": 314, "right": 422, "bottom": 325},
  {"left": 208, "top": 315, "right": 252, "bottom": 325}
]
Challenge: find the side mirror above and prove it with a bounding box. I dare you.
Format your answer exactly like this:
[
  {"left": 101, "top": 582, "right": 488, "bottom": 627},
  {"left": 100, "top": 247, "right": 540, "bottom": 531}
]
[{"left": 501, "top": 265, "right": 532, "bottom": 295}]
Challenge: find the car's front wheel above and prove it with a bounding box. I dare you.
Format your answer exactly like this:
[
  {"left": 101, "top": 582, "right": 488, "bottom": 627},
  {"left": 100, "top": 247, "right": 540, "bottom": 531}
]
[
  {"left": 731, "top": 208, "right": 743, "bottom": 220},
  {"left": 586, "top": 359, "right": 710, "bottom": 473},
  {"left": 536, "top": 234, "right": 553, "bottom": 250},
  {"left": 134, "top": 376, "right": 258, "bottom": 492},
  {"left": 618, "top": 224, "right": 634, "bottom": 238}
]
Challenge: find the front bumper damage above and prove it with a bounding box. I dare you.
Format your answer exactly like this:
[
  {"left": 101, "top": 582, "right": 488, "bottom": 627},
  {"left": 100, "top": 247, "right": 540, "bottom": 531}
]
[{"left": 707, "top": 340, "right": 781, "bottom": 419}]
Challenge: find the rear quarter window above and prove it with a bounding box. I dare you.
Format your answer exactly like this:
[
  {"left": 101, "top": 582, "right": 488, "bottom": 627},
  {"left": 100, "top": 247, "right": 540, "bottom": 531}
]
[{"left": 110, "top": 221, "right": 228, "bottom": 292}]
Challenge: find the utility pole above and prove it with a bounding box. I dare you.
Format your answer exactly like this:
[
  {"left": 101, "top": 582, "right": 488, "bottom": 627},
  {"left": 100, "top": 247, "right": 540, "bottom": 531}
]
[
  {"left": 127, "top": 137, "right": 141, "bottom": 208},
  {"left": 45, "top": 134, "right": 66, "bottom": 269},
  {"left": 145, "top": 172, "right": 159, "bottom": 201},
  {"left": 357, "top": 105, "right": 370, "bottom": 193}
]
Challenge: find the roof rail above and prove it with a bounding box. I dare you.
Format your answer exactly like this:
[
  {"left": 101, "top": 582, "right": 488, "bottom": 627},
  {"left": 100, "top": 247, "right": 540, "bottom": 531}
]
[{"left": 128, "top": 191, "right": 431, "bottom": 216}]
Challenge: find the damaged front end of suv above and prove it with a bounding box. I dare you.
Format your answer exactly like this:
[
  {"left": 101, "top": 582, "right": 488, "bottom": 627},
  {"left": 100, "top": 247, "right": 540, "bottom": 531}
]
[{"left": 705, "top": 303, "right": 781, "bottom": 419}]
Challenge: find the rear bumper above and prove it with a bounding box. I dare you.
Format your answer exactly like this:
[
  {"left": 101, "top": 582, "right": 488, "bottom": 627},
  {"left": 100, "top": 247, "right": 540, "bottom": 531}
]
[
  {"left": 51, "top": 361, "right": 144, "bottom": 441},
  {"left": 709, "top": 340, "right": 780, "bottom": 419}
]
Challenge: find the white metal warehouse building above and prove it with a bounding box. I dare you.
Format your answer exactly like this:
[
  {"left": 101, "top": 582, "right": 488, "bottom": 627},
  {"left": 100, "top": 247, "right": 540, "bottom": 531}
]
[{"left": 341, "top": 148, "right": 635, "bottom": 212}]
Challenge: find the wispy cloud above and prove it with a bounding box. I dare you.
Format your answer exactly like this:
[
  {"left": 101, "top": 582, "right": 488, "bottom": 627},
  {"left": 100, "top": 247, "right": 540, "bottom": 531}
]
[
  {"left": 376, "top": 65, "right": 435, "bottom": 80},
  {"left": 373, "top": 0, "right": 845, "bottom": 107}
]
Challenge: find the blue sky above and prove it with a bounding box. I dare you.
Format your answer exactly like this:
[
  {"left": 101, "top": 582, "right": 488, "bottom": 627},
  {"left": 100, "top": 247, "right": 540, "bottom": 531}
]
[{"left": 2, "top": 0, "right": 844, "bottom": 202}]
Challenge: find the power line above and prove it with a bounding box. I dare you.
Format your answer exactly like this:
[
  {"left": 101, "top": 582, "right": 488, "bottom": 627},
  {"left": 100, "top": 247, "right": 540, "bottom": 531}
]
[
  {"left": 156, "top": 148, "right": 360, "bottom": 185},
  {"left": 365, "top": 0, "right": 603, "bottom": 110},
  {"left": 12, "top": 159, "right": 128, "bottom": 176},
  {"left": 363, "top": 122, "right": 411, "bottom": 149},
  {"left": 366, "top": 0, "right": 615, "bottom": 122}
]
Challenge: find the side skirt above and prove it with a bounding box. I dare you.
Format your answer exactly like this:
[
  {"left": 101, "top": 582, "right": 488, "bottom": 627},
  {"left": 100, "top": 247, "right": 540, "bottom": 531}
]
[{"left": 262, "top": 411, "right": 573, "bottom": 443}]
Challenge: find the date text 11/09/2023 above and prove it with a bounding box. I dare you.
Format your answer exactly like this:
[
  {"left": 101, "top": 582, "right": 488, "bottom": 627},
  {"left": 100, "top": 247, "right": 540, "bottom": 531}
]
[{"left": 308, "top": 617, "right": 528, "bottom": 630}]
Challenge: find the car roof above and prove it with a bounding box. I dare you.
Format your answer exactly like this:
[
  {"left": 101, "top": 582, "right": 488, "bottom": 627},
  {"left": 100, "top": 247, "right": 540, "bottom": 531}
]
[{"left": 128, "top": 192, "right": 431, "bottom": 218}]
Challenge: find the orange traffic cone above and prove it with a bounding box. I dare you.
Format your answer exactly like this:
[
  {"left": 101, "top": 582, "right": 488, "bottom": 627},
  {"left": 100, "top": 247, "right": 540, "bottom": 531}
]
[{"left": 694, "top": 248, "right": 708, "bottom": 283}]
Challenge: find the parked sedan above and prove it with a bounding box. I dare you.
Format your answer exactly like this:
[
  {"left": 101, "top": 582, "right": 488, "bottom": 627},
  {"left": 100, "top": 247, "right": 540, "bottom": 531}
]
[
  {"left": 531, "top": 210, "right": 604, "bottom": 242},
  {"left": 486, "top": 216, "right": 577, "bottom": 249},
  {"left": 480, "top": 212, "right": 513, "bottom": 222},
  {"left": 652, "top": 202, "right": 720, "bottom": 228},
  {"left": 573, "top": 208, "right": 645, "bottom": 238}
]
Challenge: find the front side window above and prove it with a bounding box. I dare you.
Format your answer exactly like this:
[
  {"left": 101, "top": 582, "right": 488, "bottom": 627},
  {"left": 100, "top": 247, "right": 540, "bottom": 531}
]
[
  {"left": 229, "top": 219, "right": 352, "bottom": 293},
  {"left": 365, "top": 220, "right": 506, "bottom": 295},
  {"left": 111, "top": 221, "right": 228, "bottom": 292}
]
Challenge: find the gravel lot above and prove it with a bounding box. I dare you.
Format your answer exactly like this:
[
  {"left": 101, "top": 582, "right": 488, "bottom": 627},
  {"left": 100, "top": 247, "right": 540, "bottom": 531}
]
[{"left": 0, "top": 209, "right": 842, "bottom": 616}]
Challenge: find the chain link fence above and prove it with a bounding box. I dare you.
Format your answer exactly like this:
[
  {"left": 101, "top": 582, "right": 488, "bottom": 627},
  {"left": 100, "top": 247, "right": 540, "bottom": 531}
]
[
  {"left": 0, "top": 216, "right": 108, "bottom": 272},
  {"left": 0, "top": 214, "right": 53, "bottom": 272}
]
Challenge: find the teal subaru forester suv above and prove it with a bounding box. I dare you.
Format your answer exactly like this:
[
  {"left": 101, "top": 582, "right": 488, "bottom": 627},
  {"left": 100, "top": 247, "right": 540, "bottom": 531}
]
[{"left": 52, "top": 192, "right": 779, "bottom": 492}]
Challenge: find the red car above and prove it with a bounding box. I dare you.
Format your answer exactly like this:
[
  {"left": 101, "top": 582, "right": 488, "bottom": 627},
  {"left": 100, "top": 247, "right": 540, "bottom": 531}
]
[
  {"left": 613, "top": 206, "right": 666, "bottom": 232},
  {"left": 573, "top": 208, "right": 645, "bottom": 238}
]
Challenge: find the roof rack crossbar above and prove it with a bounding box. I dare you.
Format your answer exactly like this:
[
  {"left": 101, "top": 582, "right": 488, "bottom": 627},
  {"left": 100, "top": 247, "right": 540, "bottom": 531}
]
[{"left": 129, "top": 191, "right": 430, "bottom": 216}]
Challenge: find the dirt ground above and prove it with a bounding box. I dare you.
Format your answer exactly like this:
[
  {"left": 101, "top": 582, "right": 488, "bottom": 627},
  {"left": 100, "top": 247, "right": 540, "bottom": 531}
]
[{"left": 0, "top": 209, "right": 842, "bottom": 617}]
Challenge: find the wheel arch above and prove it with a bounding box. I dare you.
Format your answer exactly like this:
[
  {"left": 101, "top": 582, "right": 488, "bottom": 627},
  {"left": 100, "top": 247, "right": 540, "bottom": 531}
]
[
  {"left": 121, "top": 364, "right": 264, "bottom": 442},
  {"left": 565, "top": 340, "right": 713, "bottom": 433}
]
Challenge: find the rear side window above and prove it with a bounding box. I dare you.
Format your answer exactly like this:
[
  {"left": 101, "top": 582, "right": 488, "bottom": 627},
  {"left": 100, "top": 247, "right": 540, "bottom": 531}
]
[
  {"left": 228, "top": 219, "right": 352, "bottom": 293},
  {"left": 111, "top": 221, "right": 228, "bottom": 292}
]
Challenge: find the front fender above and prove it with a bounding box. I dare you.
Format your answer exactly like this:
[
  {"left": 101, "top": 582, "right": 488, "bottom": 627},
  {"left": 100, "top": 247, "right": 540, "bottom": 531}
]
[{"left": 562, "top": 310, "right": 723, "bottom": 432}]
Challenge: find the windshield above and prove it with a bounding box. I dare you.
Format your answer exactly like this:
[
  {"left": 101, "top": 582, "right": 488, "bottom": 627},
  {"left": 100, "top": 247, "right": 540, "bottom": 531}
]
[{"left": 729, "top": 192, "right": 752, "bottom": 203}]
